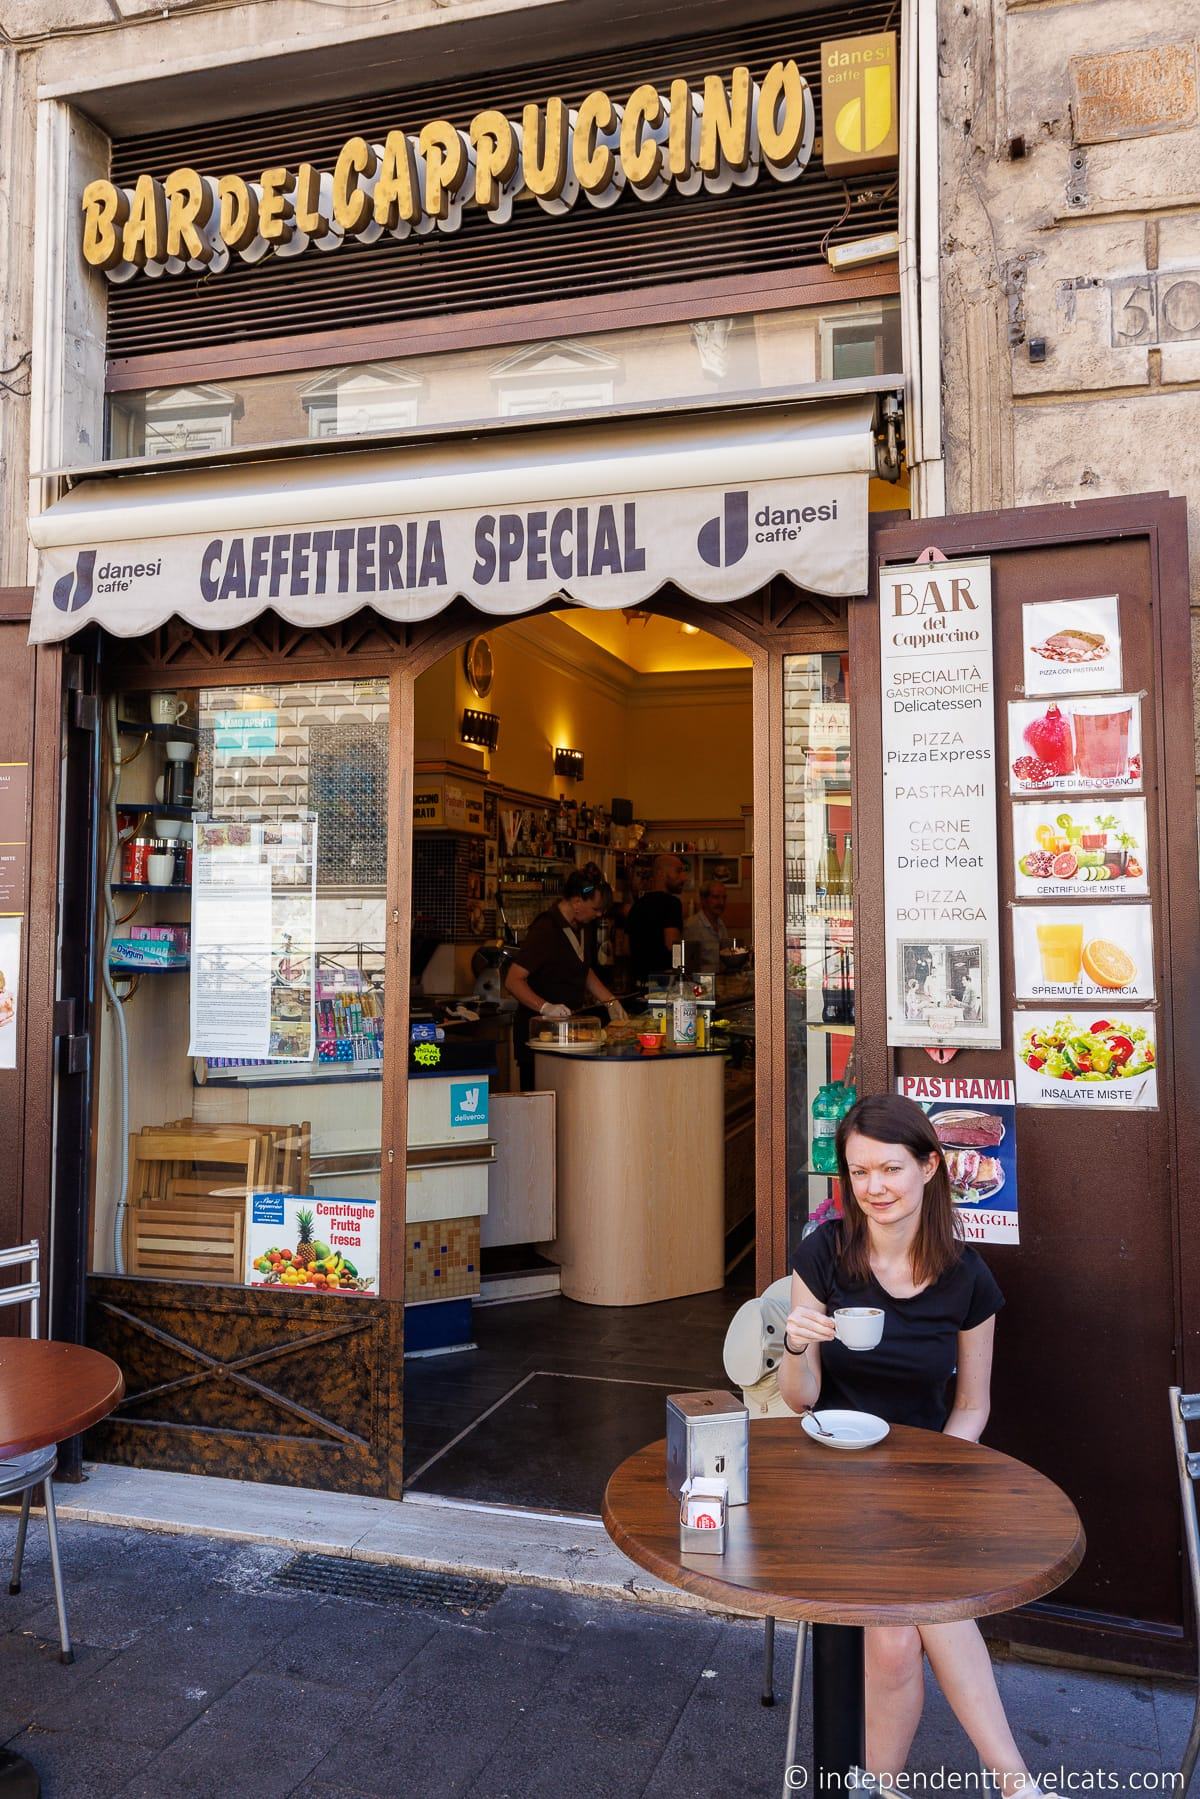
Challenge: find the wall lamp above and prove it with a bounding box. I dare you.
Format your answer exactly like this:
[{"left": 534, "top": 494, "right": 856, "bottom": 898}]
[
  {"left": 554, "top": 747, "right": 584, "bottom": 780},
  {"left": 461, "top": 708, "right": 500, "bottom": 751}
]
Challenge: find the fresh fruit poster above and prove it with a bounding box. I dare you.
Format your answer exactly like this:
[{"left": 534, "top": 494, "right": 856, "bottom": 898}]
[
  {"left": 245, "top": 1193, "right": 379, "bottom": 1293},
  {"left": 1012, "top": 904, "right": 1155, "bottom": 1004},
  {"left": 1013, "top": 799, "right": 1148, "bottom": 898},
  {"left": 879, "top": 556, "right": 1002, "bottom": 1048},
  {"left": 1013, "top": 1011, "right": 1158, "bottom": 1109},
  {"left": 1008, "top": 697, "right": 1142, "bottom": 794},
  {"left": 1021, "top": 596, "right": 1122, "bottom": 698},
  {"left": 897, "top": 1075, "right": 1017, "bottom": 1244}
]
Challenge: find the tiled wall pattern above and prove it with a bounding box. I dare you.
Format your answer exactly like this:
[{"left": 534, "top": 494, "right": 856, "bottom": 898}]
[
  {"left": 198, "top": 681, "right": 390, "bottom": 887},
  {"left": 405, "top": 1217, "right": 481, "bottom": 1304}
]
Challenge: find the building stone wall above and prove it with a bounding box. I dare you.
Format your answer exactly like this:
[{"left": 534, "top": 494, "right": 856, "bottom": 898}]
[{"left": 937, "top": 0, "right": 1200, "bottom": 794}]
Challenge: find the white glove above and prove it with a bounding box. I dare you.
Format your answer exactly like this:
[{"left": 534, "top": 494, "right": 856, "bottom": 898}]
[
  {"left": 539, "top": 1002, "right": 571, "bottom": 1020},
  {"left": 606, "top": 999, "right": 627, "bottom": 1021}
]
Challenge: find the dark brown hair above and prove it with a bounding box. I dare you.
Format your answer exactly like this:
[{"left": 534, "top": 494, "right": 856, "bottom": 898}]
[{"left": 833, "top": 1093, "right": 963, "bottom": 1288}]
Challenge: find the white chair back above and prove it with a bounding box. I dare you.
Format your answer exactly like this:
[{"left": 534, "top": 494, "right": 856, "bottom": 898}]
[{"left": 0, "top": 1240, "right": 40, "bottom": 1339}]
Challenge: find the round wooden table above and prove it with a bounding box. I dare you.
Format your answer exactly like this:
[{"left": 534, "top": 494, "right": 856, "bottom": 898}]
[
  {"left": 603, "top": 1420, "right": 1085, "bottom": 1796},
  {"left": 0, "top": 1341, "right": 124, "bottom": 1798}
]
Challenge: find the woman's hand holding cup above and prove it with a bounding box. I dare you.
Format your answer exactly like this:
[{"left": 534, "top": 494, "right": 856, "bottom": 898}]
[{"left": 784, "top": 1304, "right": 835, "bottom": 1356}]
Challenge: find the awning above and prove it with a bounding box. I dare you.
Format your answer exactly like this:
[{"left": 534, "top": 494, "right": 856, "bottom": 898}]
[{"left": 28, "top": 400, "right": 875, "bottom": 645}]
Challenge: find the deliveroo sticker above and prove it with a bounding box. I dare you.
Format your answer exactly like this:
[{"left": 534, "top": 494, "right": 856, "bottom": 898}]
[{"left": 450, "top": 1081, "right": 488, "bottom": 1128}]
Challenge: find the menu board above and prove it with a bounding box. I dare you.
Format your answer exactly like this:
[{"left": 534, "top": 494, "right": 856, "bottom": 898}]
[
  {"left": 897, "top": 1074, "right": 1018, "bottom": 1245},
  {"left": 879, "top": 556, "right": 1002, "bottom": 1048},
  {"left": 1014, "top": 1010, "right": 1158, "bottom": 1110},
  {"left": 245, "top": 1192, "right": 378, "bottom": 1294},
  {"left": 1012, "top": 903, "right": 1155, "bottom": 1003},
  {"left": 1008, "top": 696, "right": 1142, "bottom": 794},
  {"left": 188, "top": 816, "right": 317, "bottom": 1061},
  {"left": 1013, "top": 798, "right": 1148, "bottom": 898},
  {"left": 1021, "top": 595, "right": 1122, "bottom": 697}
]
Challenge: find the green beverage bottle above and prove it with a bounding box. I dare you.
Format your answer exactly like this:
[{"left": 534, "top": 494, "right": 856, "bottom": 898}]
[{"left": 811, "top": 1080, "right": 843, "bottom": 1174}]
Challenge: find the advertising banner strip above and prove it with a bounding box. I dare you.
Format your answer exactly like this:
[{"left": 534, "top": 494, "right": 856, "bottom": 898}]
[{"left": 879, "top": 556, "right": 1002, "bottom": 1049}]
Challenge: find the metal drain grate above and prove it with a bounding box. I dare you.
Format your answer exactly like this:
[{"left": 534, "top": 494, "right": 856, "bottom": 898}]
[{"left": 273, "top": 1554, "right": 505, "bottom": 1615}]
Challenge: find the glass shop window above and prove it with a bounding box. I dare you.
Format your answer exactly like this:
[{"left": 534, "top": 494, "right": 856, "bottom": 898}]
[{"left": 95, "top": 679, "right": 390, "bottom": 1293}]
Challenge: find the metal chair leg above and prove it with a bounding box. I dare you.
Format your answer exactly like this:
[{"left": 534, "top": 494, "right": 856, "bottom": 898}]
[
  {"left": 9, "top": 1488, "right": 31, "bottom": 1595},
  {"left": 41, "top": 1479, "right": 73, "bottom": 1666},
  {"left": 1181, "top": 1694, "right": 1199, "bottom": 1799},
  {"left": 762, "top": 1614, "right": 776, "bottom": 1705},
  {"left": 781, "top": 1620, "right": 809, "bottom": 1799}
]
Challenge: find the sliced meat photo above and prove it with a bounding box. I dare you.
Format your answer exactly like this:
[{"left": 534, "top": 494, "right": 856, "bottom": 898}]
[{"left": 930, "top": 1109, "right": 1005, "bottom": 1148}]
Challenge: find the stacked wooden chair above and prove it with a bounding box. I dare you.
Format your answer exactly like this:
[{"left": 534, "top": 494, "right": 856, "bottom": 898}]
[{"left": 124, "top": 1119, "right": 310, "bottom": 1283}]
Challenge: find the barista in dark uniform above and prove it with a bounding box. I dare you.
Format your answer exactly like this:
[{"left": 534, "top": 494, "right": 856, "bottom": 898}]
[{"left": 505, "top": 870, "right": 625, "bottom": 1089}]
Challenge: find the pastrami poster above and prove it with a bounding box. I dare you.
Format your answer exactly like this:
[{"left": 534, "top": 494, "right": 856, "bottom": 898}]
[{"left": 896, "top": 1074, "right": 1018, "bottom": 1245}]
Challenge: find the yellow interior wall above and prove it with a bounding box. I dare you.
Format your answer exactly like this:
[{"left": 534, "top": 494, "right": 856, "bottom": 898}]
[{"left": 415, "top": 624, "right": 753, "bottom": 818}]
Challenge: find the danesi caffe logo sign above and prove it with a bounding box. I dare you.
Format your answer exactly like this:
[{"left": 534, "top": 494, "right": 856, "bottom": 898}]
[{"left": 82, "top": 60, "right": 821, "bottom": 284}]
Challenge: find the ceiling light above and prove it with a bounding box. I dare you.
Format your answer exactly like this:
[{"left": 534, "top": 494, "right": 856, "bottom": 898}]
[{"left": 461, "top": 708, "right": 500, "bottom": 751}]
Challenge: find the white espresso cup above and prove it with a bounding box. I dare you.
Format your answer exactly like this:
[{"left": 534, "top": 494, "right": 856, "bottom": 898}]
[
  {"left": 147, "top": 852, "right": 176, "bottom": 887},
  {"left": 150, "top": 692, "right": 187, "bottom": 726},
  {"left": 833, "top": 1307, "right": 885, "bottom": 1351}
]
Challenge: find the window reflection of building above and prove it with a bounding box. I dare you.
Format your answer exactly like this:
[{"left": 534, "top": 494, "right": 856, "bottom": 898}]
[
  {"left": 299, "top": 363, "right": 423, "bottom": 439},
  {"left": 819, "top": 309, "right": 889, "bottom": 381},
  {"left": 140, "top": 383, "right": 238, "bottom": 457},
  {"left": 489, "top": 340, "right": 619, "bottom": 418}
]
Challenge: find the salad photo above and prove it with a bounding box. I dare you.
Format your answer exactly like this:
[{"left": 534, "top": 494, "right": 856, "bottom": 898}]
[{"left": 1014, "top": 1011, "right": 1158, "bottom": 1109}]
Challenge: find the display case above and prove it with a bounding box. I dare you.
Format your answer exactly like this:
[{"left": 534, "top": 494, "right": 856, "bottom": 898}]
[
  {"left": 783, "top": 653, "right": 855, "bottom": 1256},
  {"left": 527, "top": 1016, "right": 604, "bottom": 1052}
]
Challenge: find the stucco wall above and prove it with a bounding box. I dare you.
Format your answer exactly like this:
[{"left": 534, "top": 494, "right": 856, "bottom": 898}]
[{"left": 937, "top": 0, "right": 1200, "bottom": 791}]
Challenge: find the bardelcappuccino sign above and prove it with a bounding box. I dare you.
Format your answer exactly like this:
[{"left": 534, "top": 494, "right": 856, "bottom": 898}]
[
  {"left": 82, "top": 60, "right": 816, "bottom": 284},
  {"left": 879, "top": 557, "right": 1002, "bottom": 1050},
  {"left": 30, "top": 475, "right": 865, "bottom": 644}
]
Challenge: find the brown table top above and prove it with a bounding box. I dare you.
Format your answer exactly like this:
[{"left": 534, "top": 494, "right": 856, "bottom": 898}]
[
  {"left": 0, "top": 1340, "right": 124, "bottom": 1459},
  {"left": 603, "top": 1419, "right": 1085, "bottom": 1627}
]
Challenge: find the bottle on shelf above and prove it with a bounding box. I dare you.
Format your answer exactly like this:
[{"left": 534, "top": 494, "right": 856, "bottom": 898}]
[
  {"left": 839, "top": 832, "right": 853, "bottom": 909},
  {"left": 814, "top": 832, "right": 842, "bottom": 910},
  {"left": 810, "top": 1080, "right": 843, "bottom": 1173}
]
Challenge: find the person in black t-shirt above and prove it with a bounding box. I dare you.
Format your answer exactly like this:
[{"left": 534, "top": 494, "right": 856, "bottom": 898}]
[
  {"left": 625, "top": 853, "right": 687, "bottom": 981},
  {"left": 504, "top": 869, "right": 624, "bottom": 1089},
  {"left": 779, "top": 1093, "right": 1036, "bottom": 1797}
]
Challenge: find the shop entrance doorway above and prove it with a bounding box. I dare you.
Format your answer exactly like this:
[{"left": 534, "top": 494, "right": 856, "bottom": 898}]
[{"left": 402, "top": 603, "right": 759, "bottom": 1513}]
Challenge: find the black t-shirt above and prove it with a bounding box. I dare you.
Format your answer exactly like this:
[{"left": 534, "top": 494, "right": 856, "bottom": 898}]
[
  {"left": 791, "top": 1221, "right": 1004, "bottom": 1430},
  {"left": 626, "top": 891, "right": 684, "bottom": 980},
  {"left": 513, "top": 906, "right": 592, "bottom": 1014}
]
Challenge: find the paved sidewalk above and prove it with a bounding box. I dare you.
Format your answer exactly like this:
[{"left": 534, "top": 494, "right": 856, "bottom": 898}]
[{"left": 0, "top": 1513, "right": 1194, "bottom": 1798}]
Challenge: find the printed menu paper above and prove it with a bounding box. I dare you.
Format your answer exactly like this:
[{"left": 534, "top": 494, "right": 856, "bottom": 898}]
[
  {"left": 879, "top": 556, "right": 1002, "bottom": 1048},
  {"left": 188, "top": 816, "right": 317, "bottom": 1061},
  {"left": 1012, "top": 904, "right": 1155, "bottom": 1003},
  {"left": 1022, "top": 596, "right": 1122, "bottom": 697},
  {"left": 1013, "top": 798, "right": 1148, "bottom": 898},
  {"left": 0, "top": 917, "right": 20, "bottom": 1070},
  {"left": 1013, "top": 1009, "right": 1158, "bottom": 1109},
  {"left": 245, "top": 1192, "right": 379, "bottom": 1294},
  {"left": 1009, "top": 696, "right": 1142, "bottom": 795},
  {"left": 897, "top": 1074, "right": 1018, "bottom": 1244}
]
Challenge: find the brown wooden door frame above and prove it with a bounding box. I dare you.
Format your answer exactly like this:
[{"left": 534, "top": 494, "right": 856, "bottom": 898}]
[{"left": 865, "top": 493, "right": 1198, "bottom": 1671}]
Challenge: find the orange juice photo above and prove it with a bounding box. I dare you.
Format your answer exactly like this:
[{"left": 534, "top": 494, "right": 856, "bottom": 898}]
[{"left": 1036, "top": 921, "right": 1083, "bottom": 985}]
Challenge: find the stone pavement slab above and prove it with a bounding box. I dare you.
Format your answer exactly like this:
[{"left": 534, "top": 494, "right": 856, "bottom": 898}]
[{"left": 0, "top": 1512, "right": 1193, "bottom": 1798}]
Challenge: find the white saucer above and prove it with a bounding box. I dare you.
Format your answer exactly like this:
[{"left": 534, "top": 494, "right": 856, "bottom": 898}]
[{"left": 801, "top": 1409, "right": 889, "bottom": 1449}]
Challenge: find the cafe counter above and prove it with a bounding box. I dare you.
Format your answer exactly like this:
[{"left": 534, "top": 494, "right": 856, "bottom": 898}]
[{"left": 532, "top": 1043, "right": 727, "bottom": 1306}]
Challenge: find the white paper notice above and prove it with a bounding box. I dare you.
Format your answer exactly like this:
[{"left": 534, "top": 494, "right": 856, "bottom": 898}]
[
  {"left": 1013, "top": 1010, "right": 1158, "bottom": 1109},
  {"left": 879, "top": 557, "right": 1001, "bottom": 1048},
  {"left": 1012, "top": 903, "right": 1155, "bottom": 1003},
  {"left": 189, "top": 845, "right": 272, "bottom": 1058},
  {"left": 1022, "top": 596, "right": 1122, "bottom": 697},
  {"left": 0, "top": 916, "right": 20, "bottom": 1070}
]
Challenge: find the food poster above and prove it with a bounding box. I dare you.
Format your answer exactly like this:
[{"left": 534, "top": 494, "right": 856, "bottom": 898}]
[
  {"left": 879, "top": 556, "right": 1002, "bottom": 1049},
  {"left": 1013, "top": 1010, "right": 1158, "bottom": 1109},
  {"left": 245, "top": 1193, "right": 379, "bottom": 1293},
  {"left": 1013, "top": 798, "right": 1148, "bottom": 898},
  {"left": 1008, "top": 696, "right": 1142, "bottom": 795},
  {"left": 1012, "top": 903, "right": 1155, "bottom": 1003},
  {"left": 188, "top": 815, "right": 317, "bottom": 1061},
  {"left": 1022, "top": 596, "right": 1122, "bottom": 697},
  {"left": 896, "top": 1075, "right": 1017, "bottom": 1244},
  {"left": 0, "top": 917, "right": 20, "bottom": 1070}
]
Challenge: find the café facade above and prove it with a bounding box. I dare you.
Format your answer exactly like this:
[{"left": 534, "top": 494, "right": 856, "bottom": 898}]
[{"left": 3, "top": 0, "right": 1197, "bottom": 1676}]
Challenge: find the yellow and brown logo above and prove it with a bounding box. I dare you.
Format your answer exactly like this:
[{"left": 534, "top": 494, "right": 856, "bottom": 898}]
[{"left": 820, "top": 32, "right": 898, "bottom": 177}]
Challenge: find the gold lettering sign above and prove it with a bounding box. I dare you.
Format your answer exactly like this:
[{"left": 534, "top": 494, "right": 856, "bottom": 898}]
[
  {"left": 82, "top": 55, "right": 830, "bottom": 281},
  {"left": 820, "top": 32, "right": 899, "bottom": 177}
]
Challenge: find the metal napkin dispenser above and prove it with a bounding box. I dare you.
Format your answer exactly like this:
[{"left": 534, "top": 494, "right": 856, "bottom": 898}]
[{"left": 666, "top": 1390, "right": 749, "bottom": 1506}]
